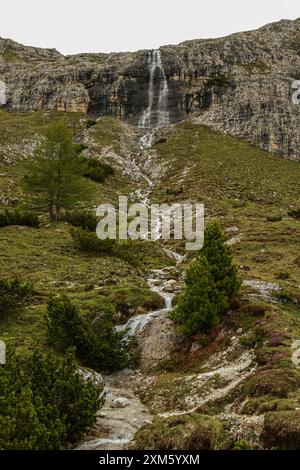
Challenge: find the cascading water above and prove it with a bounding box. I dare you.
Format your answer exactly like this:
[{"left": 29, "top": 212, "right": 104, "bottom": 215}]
[
  {"left": 139, "top": 49, "right": 170, "bottom": 149},
  {"left": 76, "top": 49, "right": 179, "bottom": 452}
]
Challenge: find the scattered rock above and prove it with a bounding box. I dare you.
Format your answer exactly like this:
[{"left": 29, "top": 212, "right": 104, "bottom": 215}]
[
  {"left": 112, "top": 398, "right": 130, "bottom": 409},
  {"left": 243, "top": 279, "right": 280, "bottom": 301},
  {"left": 226, "top": 235, "right": 243, "bottom": 246},
  {"left": 138, "top": 315, "right": 178, "bottom": 371},
  {"left": 225, "top": 226, "right": 239, "bottom": 234},
  {"left": 292, "top": 340, "right": 300, "bottom": 368},
  {"left": 78, "top": 368, "right": 104, "bottom": 389}
]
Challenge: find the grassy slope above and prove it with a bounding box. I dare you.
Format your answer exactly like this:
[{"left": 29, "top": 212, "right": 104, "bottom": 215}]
[
  {"left": 0, "top": 110, "right": 141, "bottom": 208},
  {"left": 0, "top": 110, "right": 171, "bottom": 354},
  {"left": 152, "top": 121, "right": 300, "bottom": 291},
  {"left": 1, "top": 111, "right": 300, "bottom": 448},
  {"left": 134, "top": 121, "right": 300, "bottom": 449}
]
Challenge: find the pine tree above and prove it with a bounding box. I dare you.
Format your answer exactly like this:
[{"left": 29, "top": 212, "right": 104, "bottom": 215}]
[
  {"left": 0, "top": 347, "right": 102, "bottom": 449},
  {"left": 46, "top": 295, "right": 134, "bottom": 373},
  {"left": 171, "top": 255, "right": 220, "bottom": 335},
  {"left": 201, "top": 222, "right": 240, "bottom": 315},
  {"left": 0, "top": 278, "right": 33, "bottom": 319},
  {"left": 24, "top": 121, "right": 91, "bottom": 221},
  {"left": 171, "top": 222, "right": 240, "bottom": 336}
]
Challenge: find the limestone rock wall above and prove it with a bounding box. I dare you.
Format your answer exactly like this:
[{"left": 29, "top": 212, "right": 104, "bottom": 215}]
[{"left": 1, "top": 18, "right": 300, "bottom": 159}]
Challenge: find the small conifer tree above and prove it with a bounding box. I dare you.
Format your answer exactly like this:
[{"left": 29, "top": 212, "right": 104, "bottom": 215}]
[
  {"left": 171, "top": 255, "right": 220, "bottom": 335},
  {"left": 171, "top": 222, "right": 240, "bottom": 336},
  {"left": 201, "top": 222, "right": 240, "bottom": 315},
  {"left": 24, "top": 121, "right": 91, "bottom": 221}
]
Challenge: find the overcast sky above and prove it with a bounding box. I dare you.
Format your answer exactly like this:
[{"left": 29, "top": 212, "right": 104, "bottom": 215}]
[{"left": 0, "top": 0, "right": 299, "bottom": 55}]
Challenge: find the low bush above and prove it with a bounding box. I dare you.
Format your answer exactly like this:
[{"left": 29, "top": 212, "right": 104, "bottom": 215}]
[
  {"left": 83, "top": 158, "right": 114, "bottom": 183},
  {"left": 46, "top": 295, "right": 135, "bottom": 373},
  {"left": 276, "top": 271, "right": 290, "bottom": 280},
  {"left": 70, "top": 227, "right": 116, "bottom": 254},
  {"left": 255, "top": 348, "right": 289, "bottom": 368},
  {"left": 0, "top": 278, "right": 34, "bottom": 319},
  {"left": 85, "top": 119, "right": 97, "bottom": 129},
  {"left": 234, "top": 440, "right": 253, "bottom": 450},
  {"left": 0, "top": 347, "right": 102, "bottom": 450},
  {"left": 267, "top": 214, "right": 282, "bottom": 222},
  {"left": 240, "top": 331, "right": 264, "bottom": 348},
  {"left": 288, "top": 208, "right": 300, "bottom": 219},
  {"left": 64, "top": 211, "right": 98, "bottom": 231},
  {"left": 70, "top": 228, "right": 145, "bottom": 266},
  {"left": 111, "top": 285, "right": 164, "bottom": 320},
  {"left": 195, "top": 333, "right": 211, "bottom": 347},
  {"left": 273, "top": 290, "right": 294, "bottom": 304},
  {"left": 116, "top": 240, "right": 141, "bottom": 266},
  {"left": 73, "top": 143, "right": 88, "bottom": 154},
  {"left": 0, "top": 209, "right": 39, "bottom": 228}
]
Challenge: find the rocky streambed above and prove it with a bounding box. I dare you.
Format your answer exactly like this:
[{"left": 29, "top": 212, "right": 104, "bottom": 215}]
[
  {"left": 76, "top": 253, "right": 182, "bottom": 450},
  {"left": 76, "top": 370, "right": 151, "bottom": 450},
  {"left": 76, "top": 110, "right": 184, "bottom": 449}
]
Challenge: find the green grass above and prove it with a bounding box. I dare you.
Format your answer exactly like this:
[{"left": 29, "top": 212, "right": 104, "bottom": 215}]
[
  {"left": 0, "top": 109, "right": 87, "bottom": 146},
  {"left": 152, "top": 122, "right": 300, "bottom": 211},
  {"left": 0, "top": 50, "right": 23, "bottom": 63},
  {"left": 0, "top": 110, "right": 169, "bottom": 353},
  {"left": 236, "top": 61, "right": 270, "bottom": 74},
  {"left": 151, "top": 122, "right": 300, "bottom": 292},
  {"left": 1, "top": 111, "right": 300, "bottom": 448},
  {"left": 133, "top": 413, "right": 231, "bottom": 450},
  {"left": 0, "top": 110, "right": 140, "bottom": 210},
  {"left": 85, "top": 117, "right": 130, "bottom": 152},
  {"left": 131, "top": 121, "right": 300, "bottom": 442},
  {"left": 0, "top": 222, "right": 171, "bottom": 353}
]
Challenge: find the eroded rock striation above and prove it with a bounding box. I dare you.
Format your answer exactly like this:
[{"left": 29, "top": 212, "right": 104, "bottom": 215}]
[{"left": 1, "top": 18, "right": 300, "bottom": 159}]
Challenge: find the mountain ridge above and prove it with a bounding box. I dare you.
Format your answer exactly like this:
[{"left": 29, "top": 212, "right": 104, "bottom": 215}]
[
  {"left": 1, "top": 18, "right": 300, "bottom": 160},
  {"left": 1, "top": 17, "right": 300, "bottom": 56}
]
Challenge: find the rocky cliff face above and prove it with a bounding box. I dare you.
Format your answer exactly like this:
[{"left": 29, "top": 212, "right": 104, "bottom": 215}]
[{"left": 1, "top": 18, "right": 300, "bottom": 160}]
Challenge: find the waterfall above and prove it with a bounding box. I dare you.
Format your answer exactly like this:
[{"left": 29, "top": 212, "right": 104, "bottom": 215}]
[{"left": 139, "top": 49, "right": 169, "bottom": 149}]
